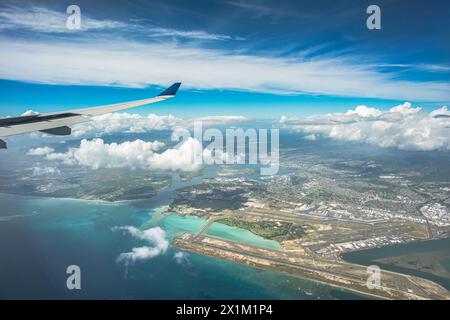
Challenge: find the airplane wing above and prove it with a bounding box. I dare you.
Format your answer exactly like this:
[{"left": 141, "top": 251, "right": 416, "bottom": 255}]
[{"left": 0, "top": 83, "right": 181, "bottom": 149}]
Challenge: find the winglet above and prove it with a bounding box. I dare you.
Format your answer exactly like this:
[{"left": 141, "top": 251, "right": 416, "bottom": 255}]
[{"left": 158, "top": 82, "right": 182, "bottom": 97}]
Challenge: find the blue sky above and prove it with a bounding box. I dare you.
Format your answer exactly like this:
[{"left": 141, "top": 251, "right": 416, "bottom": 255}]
[{"left": 0, "top": 0, "right": 449, "bottom": 118}]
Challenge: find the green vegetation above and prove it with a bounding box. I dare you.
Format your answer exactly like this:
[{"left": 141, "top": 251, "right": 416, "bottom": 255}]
[
  {"left": 172, "top": 186, "right": 248, "bottom": 211},
  {"left": 216, "top": 218, "right": 306, "bottom": 242},
  {"left": 305, "top": 190, "right": 353, "bottom": 203},
  {"left": 44, "top": 170, "right": 171, "bottom": 201},
  {"left": 290, "top": 175, "right": 307, "bottom": 185}
]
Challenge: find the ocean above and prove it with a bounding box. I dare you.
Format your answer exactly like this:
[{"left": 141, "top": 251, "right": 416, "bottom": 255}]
[{"left": 0, "top": 192, "right": 364, "bottom": 300}]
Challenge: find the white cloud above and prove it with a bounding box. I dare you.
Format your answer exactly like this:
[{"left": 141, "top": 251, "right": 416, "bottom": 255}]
[
  {"left": 31, "top": 166, "right": 60, "bottom": 176},
  {"left": 147, "top": 27, "right": 240, "bottom": 41},
  {"left": 1, "top": 36, "right": 449, "bottom": 101},
  {"left": 69, "top": 113, "right": 250, "bottom": 138},
  {"left": 44, "top": 138, "right": 164, "bottom": 169},
  {"left": 113, "top": 226, "right": 169, "bottom": 263},
  {"left": 388, "top": 102, "right": 421, "bottom": 114},
  {"left": 25, "top": 113, "right": 252, "bottom": 171},
  {"left": 303, "top": 134, "right": 317, "bottom": 141},
  {"left": 72, "top": 113, "right": 183, "bottom": 137},
  {"left": 280, "top": 103, "right": 450, "bottom": 151},
  {"left": 373, "top": 63, "right": 450, "bottom": 74},
  {"left": 27, "top": 146, "right": 55, "bottom": 156},
  {"left": 150, "top": 137, "right": 204, "bottom": 171},
  {"left": 430, "top": 106, "right": 450, "bottom": 118},
  {"left": 0, "top": 6, "right": 240, "bottom": 41},
  {"left": 0, "top": 6, "right": 448, "bottom": 101},
  {"left": 173, "top": 252, "right": 190, "bottom": 265},
  {"left": 345, "top": 105, "right": 383, "bottom": 118},
  {"left": 0, "top": 6, "right": 125, "bottom": 33},
  {"left": 32, "top": 137, "right": 206, "bottom": 172}
]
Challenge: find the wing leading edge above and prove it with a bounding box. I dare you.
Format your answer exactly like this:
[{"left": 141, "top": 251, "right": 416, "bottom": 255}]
[{"left": 0, "top": 83, "right": 181, "bottom": 149}]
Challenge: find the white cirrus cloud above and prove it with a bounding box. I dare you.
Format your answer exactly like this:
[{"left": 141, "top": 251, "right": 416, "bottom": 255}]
[
  {"left": 1, "top": 35, "right": 449, "bottom": 101},
  {"left": 0, "top": 6, "right": 126, "bottom": 33},
  {"left": 112, "top": 226, "right": 169, "bottom": 264},
  {"left": 147, "top": 27, "right": 241, "bottom": 41},
  {"left": 0, "top": 6, "right": 241, "bottom": 41},
  {"left": 280, "top": 103, "right": 450, "bottom": 151}
]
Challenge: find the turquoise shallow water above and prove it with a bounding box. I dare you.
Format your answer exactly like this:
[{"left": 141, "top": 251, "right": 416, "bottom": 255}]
[
  {"left": 162, "top": 214, "right": 208, "bottom": 238},
  {"left": 162, "top": 215, "right": 281, "bottom": 250},
  {"left": 0, "top": 193, "right": 364, "bottom": 299},
  {"left": 206, "top": 222, "right": 282, "bottom": 250}
]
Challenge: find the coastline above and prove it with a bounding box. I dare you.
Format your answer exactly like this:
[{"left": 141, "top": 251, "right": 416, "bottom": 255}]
[
  {"left": 173, "top": 233, "right": 450, "bottom": 300},
  {"left": 2, "top": 191, "right": 449, "bottom": 300}
]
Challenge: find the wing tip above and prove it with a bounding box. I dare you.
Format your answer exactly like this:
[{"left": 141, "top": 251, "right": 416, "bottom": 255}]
[{"left": 158, "top": 82, "right": 182, "bottom": 97}]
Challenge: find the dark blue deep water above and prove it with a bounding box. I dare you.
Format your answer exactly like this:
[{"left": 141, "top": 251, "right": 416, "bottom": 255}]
[{"left": 0, "top": 193, "right": 366, "bottom": 300}]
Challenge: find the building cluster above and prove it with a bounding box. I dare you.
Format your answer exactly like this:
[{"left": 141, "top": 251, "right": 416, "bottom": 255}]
[
  {"left": 421, "top": 203, "right": 450, "bottom": 226},
  {"left": 316, "top": 236, "right": 413, "bottom": 255}
]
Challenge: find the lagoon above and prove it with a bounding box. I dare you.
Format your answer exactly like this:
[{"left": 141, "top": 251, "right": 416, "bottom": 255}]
[{"left": 0, "top": 192, "right": 363, "bottom": 299}]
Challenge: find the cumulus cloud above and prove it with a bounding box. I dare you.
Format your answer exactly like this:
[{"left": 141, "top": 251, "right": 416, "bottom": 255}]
[
  {"left": 345, "top": 105, "right": 383, "bottom": 118},
  {"left": 72, "top": 113, "right": 183, "bottom": 137},
  {"left": 113, "top": 226, "right": 169, "bottom": 264},
  {"left": 173, "top": 252, "right": 190, "bottom": 266},
  {"left": 149, "top": 137, "right": 204, "bottom": 171},
  {"left": 430, "top": 106, "right": 450, "bottom": 118},
  {"left": 9, "top": 112, "right": 249, "bottom": 141},
  {"left": 69, "top": 113, "right": 249, "bottom": 138},
  {"left": 43, "top": 138, "right": 164, "bottom": 169},
  {"left": 280, "top": 103, "right": 450, "bottom": 151},
  {"left": 31, "top": 137, "right": 206, "bottom": 172},
  {"left": 27, "top": 146, "right": 55, "bottom": 156}
]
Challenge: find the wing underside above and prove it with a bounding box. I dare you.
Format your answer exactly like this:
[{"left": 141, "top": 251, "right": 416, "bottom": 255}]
[{"left": 0, "top": 83, "right": 181, "bottom": 147}]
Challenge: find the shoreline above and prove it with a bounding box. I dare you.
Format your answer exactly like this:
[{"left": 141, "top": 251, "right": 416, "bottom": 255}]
[
  {"left": 174, "top": 233, "right": 450, "bottom": 300},
  {"left": 3, "top": 191, "right": 449, "bottom": 299},
  {"left": 0, "top": 191, "right": 145, "bottom": 205}
]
